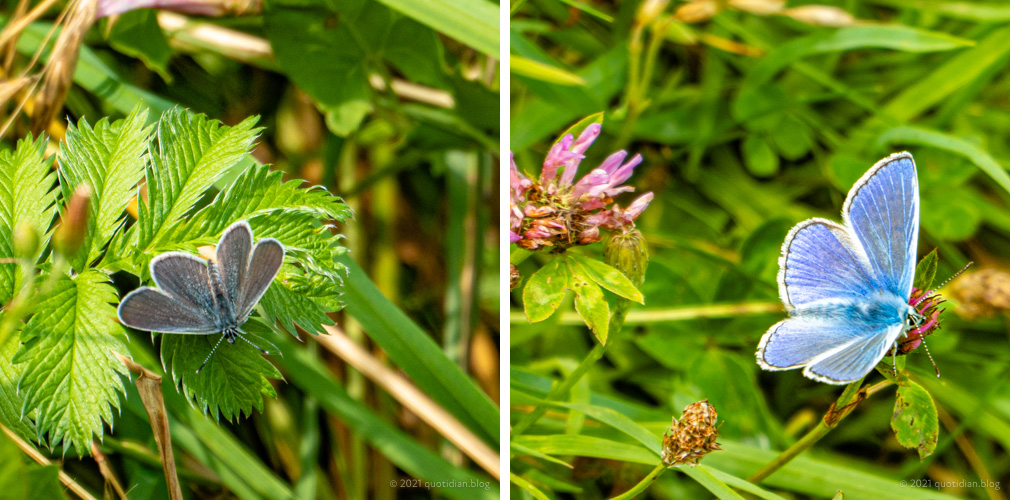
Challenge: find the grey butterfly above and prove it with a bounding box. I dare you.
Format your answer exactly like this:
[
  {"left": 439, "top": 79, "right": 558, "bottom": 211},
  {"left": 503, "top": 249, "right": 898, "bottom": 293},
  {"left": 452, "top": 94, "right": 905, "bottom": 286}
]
[{"left": 117, "top": 220, "right": 285, "bottom": 372}]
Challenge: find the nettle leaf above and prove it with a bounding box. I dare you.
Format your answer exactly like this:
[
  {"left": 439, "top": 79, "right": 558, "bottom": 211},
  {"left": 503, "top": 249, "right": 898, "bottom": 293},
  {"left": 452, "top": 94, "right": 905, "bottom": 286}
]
[
  {"left": 0, "top": 134, "right": 57, "bottom": 303},
  {"left": 138, "top": 108, "right": 260, "bottom": 252},
  {"left": 523, "top": 258, "right": 571, "bottom": 322},
  {"left": 568, "top": 258, "right": 609, "bottom": 344},
  {"left": 13, "top": 270, "right": 129, "bottom": 455},
  {"left": 0, "top": 330, "right": 35, "bottom": 442},
  {"left": 891, "top": 380, "right": 939, "bottom": 459},
  {"left": 914, "top": 249, "right": 938, "bottom": 292},
  {"left": 58, "top": 106, "right": 151, "bottom": 270},
  {"left": 160, "top": 322, "right": 281, "bottom": 421},
  {"left": 261, "top": 263, "right": 342, "bottom": 337}
]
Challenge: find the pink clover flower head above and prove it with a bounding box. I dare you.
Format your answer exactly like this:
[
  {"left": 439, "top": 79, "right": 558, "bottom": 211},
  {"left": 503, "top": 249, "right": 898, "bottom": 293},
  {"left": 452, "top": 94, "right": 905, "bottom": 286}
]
[{"left": 508, "top": 123, "right": 652, "bottom": 251}]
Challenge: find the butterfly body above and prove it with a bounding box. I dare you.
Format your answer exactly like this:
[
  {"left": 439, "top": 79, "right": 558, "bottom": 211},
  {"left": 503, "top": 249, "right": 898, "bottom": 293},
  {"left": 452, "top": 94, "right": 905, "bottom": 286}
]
[{"left": 757, "top": 152, "right": 923, "bottom": 384}]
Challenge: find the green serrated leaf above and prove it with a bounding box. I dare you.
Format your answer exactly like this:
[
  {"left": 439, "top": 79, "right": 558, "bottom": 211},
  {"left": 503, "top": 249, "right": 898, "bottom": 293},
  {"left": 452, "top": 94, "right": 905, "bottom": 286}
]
[
  {"left": 0, "top": 331, "right": 35, "bottom": 442},
  {"left": 13, "top": 270, "right": 129, "bottom": 455},
  {"left": 914, "top": 249, "right": 938, "bottom": 292},
  {"left": 0, "top": 134, "right": 57, "bottom": 303},
  {"left": 567, "top": 259, "right": 609, "bottom": 344},
  {"left": 567, "top": 253, "right": 644, "bottom": 303},
  {"left": 523, "top": 258, "right": 571, "bottom": 322},
  {"left": 138, "top": 108, "right": 260, "bottom": 251},
  {"left": 891, "top": 380, "right": 939, "bottom": 459},
  {"left": 59, "top": 106, "right": 151, "bottom": 270},
  {"left": 161, "top": 323, "right": 281, "bottom": 421},
  {"left": 260, "top": 265, "right": 340, "bottom": 337}
]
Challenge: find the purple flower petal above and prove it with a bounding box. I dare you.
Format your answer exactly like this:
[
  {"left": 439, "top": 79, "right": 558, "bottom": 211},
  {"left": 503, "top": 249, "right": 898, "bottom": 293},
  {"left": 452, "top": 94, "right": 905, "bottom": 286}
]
[
  {"left": 510, "top": 230, "right": 522, "bottom": 243},
  {"left": 542, "top": 134, "right": 575, "bottom": 182},
  {"left": 572, "top": 123, "right": 602, "bottom": 155},
  {"left": 571, "top": 168, "right": 610, "bottom": 199}
]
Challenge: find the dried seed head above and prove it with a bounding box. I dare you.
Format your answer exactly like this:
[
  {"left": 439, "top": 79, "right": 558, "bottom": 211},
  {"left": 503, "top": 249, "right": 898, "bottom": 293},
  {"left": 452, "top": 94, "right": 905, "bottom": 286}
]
[
  {"left": 661, "top": 399, "right": 721, "bottom": 467},
  {"left": 948, "top": 269, "right": 1010, "bottom": 321}
]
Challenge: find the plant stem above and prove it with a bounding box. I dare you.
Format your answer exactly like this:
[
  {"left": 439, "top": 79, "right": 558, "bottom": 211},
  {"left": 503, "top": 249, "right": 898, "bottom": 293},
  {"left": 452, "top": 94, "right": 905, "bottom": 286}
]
[
  {"left": 610, "top": 462, "right": 668, "bottom": 500},
  {"left": 748, "top": 378, "right": 868, "bottom": 483}
]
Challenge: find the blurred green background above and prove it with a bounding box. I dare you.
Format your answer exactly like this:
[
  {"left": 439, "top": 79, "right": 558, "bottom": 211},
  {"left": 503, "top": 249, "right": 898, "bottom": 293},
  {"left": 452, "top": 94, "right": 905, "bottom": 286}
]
[{"left": 510, "top": 1, "right": 1010, "bottom": 499}]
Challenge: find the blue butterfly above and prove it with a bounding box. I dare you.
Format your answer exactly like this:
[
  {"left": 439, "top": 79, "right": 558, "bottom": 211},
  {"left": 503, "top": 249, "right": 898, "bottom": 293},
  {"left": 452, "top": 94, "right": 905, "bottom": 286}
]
[{"left": 756, "top": 152, "right": 925, "bottom": 384}]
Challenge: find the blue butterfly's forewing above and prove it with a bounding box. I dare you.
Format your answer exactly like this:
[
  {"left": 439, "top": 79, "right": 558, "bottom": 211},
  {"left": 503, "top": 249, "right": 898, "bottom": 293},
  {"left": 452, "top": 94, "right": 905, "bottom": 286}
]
[
  {"left": 215, "top": 220, "right": 253, "bottom": 305},
  {"left": 235, "top": 238, "right": 284, "bottom": 322},
  {"left": 842, "top": 153, "right": 919, "bottom": 298},
  {"left": 777, "top": 219, "right": 878, "bottom": 309}
]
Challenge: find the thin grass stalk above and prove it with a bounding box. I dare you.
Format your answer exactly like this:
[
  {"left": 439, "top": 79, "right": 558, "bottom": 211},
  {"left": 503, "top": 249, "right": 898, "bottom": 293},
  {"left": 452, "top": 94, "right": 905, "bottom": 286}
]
[{"left": 609, "top": 462, "right": 667, "bottom": 500}]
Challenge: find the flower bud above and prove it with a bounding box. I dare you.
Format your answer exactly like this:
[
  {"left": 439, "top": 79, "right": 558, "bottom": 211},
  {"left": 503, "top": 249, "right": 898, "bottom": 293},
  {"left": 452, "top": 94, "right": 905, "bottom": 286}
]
[
  {"left": 53, "top": 185, "right": 91, "bottom": 257},
  {"left": 604, "top": 229, "right": 649, "bottom": 289},
  {"left": 12, "top": 221, "right": 40, "bottom": 259},
  {"left": 661, "top": 399, "right": 721, "bottom": 467}
]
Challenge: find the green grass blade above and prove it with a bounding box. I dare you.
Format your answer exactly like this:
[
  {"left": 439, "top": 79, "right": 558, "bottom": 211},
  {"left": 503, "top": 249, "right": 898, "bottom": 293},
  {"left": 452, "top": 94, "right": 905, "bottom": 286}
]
[
  {"left": 877, "top": 125, "right": 1010, "bottom": 195},
  {"left": 373, "top": 0, "right": 498, "bottom": 57},
  {"left": 510, "top": 55, "right": 586, "bottom": 86}
]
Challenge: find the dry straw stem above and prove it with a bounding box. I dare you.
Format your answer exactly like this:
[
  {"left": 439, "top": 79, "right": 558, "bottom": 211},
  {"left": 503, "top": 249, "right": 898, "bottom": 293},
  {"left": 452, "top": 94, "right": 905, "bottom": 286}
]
[
  {"left": 91, "top": 442, "right": 128, "bottom": 500},
  {"left": 115, "top": 353, "right": 185, "bottom": 500},
  {"left": 317, "top": 325, "right": 501, "bottom": 480},
  {"left": 32, "top": 0, "right": 97, "bottom": 133},
  {"left": 0, "top": 423, "right": 98, "bottom": 500}
]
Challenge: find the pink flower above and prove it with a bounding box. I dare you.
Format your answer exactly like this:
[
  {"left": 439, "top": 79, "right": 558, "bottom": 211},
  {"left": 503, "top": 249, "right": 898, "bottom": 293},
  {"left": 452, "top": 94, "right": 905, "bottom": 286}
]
[{"left": 509, "top": 124, "right": 652, "bottom": 251}]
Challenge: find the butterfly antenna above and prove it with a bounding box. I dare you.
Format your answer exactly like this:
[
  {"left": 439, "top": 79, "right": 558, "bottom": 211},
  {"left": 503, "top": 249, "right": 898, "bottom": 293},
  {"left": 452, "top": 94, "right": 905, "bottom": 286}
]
[
  {"left": 920, "top": 335, "right": 941, "bottom": 378},
  {"left": 196, "top": 334, "right": 227, "bottom": 374},
  {"left": 237, "top": 334, "right": 270, "bottom": 355},
  {"left": 927, "top": 261, "right": 974, "bottom": 296}
]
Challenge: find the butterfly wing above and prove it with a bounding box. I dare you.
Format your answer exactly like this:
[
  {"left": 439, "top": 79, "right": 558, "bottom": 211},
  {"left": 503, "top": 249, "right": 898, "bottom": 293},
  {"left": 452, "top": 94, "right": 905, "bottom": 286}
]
[
  {"left": 803, "top": 324, "right": 904, "bottom": 384},
  {"left": 842, "top": 152, "right": 919, "bottom": 299},
  {"left": 234, "top": 238, "right": 284, "bottom": 322},
  {"left": 215, "top": 221, "right": 254, "bottom": 305},
  {"left": 778, "top": 218, "right": 879, "bottom": 310},
  {"left": 118, "top": 287, "right": 219, "bottom": 334},
  {"left": 758, "top": 317, "right": 903, "bottom": 384},
  {"left": 150, "top": 252, "right": 216, "bottom": 312}
]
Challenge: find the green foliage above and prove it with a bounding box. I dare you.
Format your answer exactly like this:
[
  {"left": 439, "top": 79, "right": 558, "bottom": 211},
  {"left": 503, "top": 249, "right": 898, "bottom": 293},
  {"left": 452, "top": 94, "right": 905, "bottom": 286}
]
[
  {"left": 914, "top": 250, "right": 939, "bottom": 291},
  {"left": 891, "top": 381, "right": 939, "bottom": 459}
]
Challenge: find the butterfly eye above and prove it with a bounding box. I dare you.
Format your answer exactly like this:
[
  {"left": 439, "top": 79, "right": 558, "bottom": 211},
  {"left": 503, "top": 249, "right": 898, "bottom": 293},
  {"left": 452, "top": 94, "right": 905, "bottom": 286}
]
[{"left": 905, "top": 315, "right": 917, "bottom": 327}]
